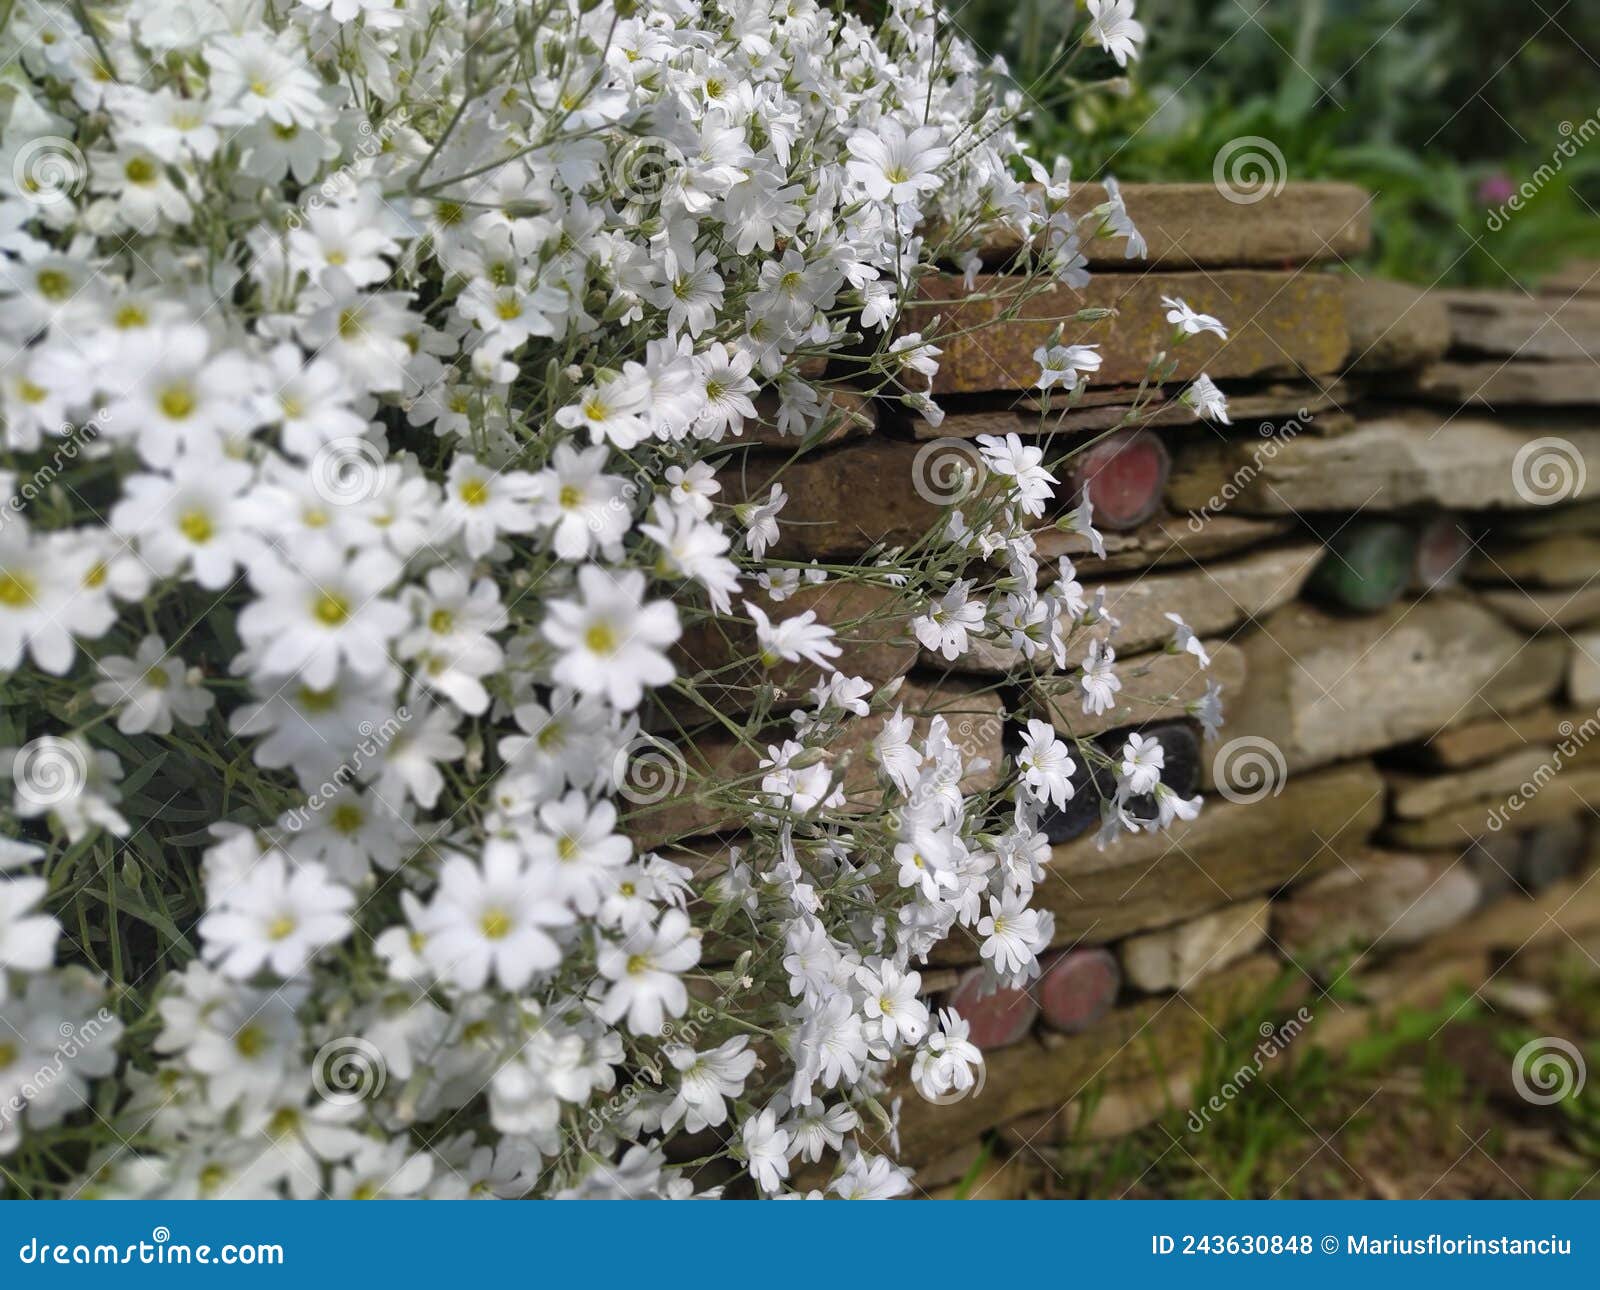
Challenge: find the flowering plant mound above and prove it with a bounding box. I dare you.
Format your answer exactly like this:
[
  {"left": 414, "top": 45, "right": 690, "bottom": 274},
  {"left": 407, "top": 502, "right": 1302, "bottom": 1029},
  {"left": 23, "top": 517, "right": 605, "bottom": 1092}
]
[{"left": 0, "top": 0, "right": 1225, "bottom": 1198}]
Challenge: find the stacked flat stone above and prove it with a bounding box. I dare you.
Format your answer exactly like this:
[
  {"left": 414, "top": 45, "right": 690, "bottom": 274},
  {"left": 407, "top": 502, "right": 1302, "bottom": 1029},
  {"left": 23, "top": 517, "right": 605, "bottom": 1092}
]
[{"left": 620, "top": 183, "right": 1600, "bottom": 1193}]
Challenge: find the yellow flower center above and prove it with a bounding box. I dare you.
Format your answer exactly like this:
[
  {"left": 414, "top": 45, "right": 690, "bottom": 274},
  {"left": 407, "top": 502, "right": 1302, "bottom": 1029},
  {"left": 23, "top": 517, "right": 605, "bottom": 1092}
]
[
  {"left": 331, "top": 803, "right": 364, "bottom": 834},
  {"left": 234, "top": 1024, "right": 266, "bottom": 1058},
  {"left": 558, "top": 484, "right": 582, "bottom": 509},
  {"left": 428, "top": 608, "right": 454, "bottom": 634},
  {"left": 177, "top": 509, "right": 213, "bottom": 544},
  {"left": 125, "top": 156, "right": 156, "bottom": 184},
  {"left": 266, "top": 914, "right": 297, "bottom": 941},
  {"left": 158, "top": 383, "right": 196, "bottom": 420},
  {"left": 584, "top": 622, "right": 617, "bottom": 655},
  {"left": 0, "top": 571, "right": 36, "bottom": 608},
  {"left": 313, "top": 592, "right": 350, "bottom": 626},
  {"left": 625, "top": 953, "right": 651, "bottom": 976},
  {"left": 458, "top": 478, "right": 490, "bottom": 507},
  {"left": 480, "top": 909, "right": 512, "bottom": 940}
]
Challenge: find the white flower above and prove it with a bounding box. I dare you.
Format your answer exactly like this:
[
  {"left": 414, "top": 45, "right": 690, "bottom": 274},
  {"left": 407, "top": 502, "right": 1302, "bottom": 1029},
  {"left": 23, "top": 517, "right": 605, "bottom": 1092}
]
[
  {"left": 1033, "top": 342, "right": 1102, "bottom": 392},
  {"left": 1119, "top": 731, "right": 1165, "bottom": 796},
  {"left": 92, "top": 635, "right": 214, "bottom": 735},
  {"left": 857, "top": 960, "right": 928, "bottom": 1047},
  {"left": 1085, "top": 0, "right": 1147, "bottom": 67},
  {"left": 1018, "top": 718, "right": 1076, "bottom": 811},
  {"left": 199, "top": 851, "right": 354, "bottom": 979},
  {"left": 746, "top": 601, "right": 840, "bottom": 671},
  {"left": 596, "top": 907, "right": 701, "bottom": 1035},
  {"left": 1162, "top": 295, "right": 1229, "bottom": 339},
  {"left": 1164, "top": 611, "right": 1212, "bottom": 666},
  {"left": 418, "top": 844, "right": 574, "bottom": 992},
  {"left": 1080, "top": 637, "right": 1123, "bottom": 716},
  {"left": 542, "top": 566, "right": 681, "bottom": 710},
  {"left": 846, "top": 122, "right": 950, "bottom": 204},
  {"left": 530, "top": 442, "right": 633, "bottom": 561},
  {"left": 742, "top": 1108, "right": 792, "bottom": 1194},
  {"left": 0, "top": 875, "right": 60, "bottom": 992},
  {"left": 1181, "top": 373, "right": 1231, "bottom": 424},
  {"left": 977, "top": 888, "right": 1049, "bottom": 978},
  {"left": 912, "top": 580, "right": 985, "bottom": 661}
]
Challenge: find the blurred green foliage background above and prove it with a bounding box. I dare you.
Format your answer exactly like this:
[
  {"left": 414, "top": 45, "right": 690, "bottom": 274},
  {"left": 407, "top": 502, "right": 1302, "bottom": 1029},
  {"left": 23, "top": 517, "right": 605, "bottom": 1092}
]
[{"left": 959, "top": 0, "right": 1600, "bottom": 286}]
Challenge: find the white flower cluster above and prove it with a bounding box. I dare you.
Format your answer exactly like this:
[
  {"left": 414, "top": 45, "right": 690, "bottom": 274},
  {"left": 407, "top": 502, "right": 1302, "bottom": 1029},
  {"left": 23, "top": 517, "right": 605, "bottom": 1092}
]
[{"left": 0, "top": 0, "right": 1218, "bottom": 1198}]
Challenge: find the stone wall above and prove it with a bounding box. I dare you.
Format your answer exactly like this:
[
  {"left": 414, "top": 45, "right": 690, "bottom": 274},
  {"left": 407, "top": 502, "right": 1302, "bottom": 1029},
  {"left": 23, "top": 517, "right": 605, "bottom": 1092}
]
[{"left": 629, "top": 184, "right": 1600, "bottom": 1193}]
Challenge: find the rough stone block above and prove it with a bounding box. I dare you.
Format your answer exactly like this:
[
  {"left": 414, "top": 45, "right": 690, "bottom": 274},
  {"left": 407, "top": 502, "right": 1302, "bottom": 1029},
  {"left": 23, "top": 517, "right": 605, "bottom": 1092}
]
[{"left": 1119, "top": 898, "right": 1271, "bottom": 992}]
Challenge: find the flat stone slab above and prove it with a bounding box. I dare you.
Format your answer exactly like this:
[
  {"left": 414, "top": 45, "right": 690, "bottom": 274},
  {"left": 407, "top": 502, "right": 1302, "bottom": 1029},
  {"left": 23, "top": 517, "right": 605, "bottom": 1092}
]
[
  {"left": 1001, "top": 760, "right": 1385, "bottom": 950},
  {"left": 1383, "top": 770, "right": 1600, "bottom": 848},
  {"left": 625, "top": 679, "right": 1003, "bottom": 849},
  {"left": 1568, "top": 630, "right": 1600, "bottom": 706},
  {"left": 1344, "top": 278, "right": 1451, "bottom": 372},
  {"left": 912, "top": 270, "right": 1350, "bottom": 396},
  {"left": 1438, "top": 289, "right": 1600, "bottom": 362},
  {"left": 1405, "top": 704, "right": 1600, "bottom": 770},
  {"left": 1401, "top": 360, "right": 1600, "bottom": 407},
  {"left": 1166, "top": 411, "right": 1600, "bottom": 514},
  {"left": 1273, "top": 850, "right": 1481, "bottom": 962},
  {"left": 1036, "top": 510, "right": 1295, "bottom": 577},
  {"left": 1029, "top": 638, "right": 1245, "bottom": 741},
  {"left": 1387, "top": 746, "right": 1557, "bottom": 820},
  {"left": 1480, "top": 582, "right": 1600, "bottom": 632},
  {"left": 1119, "top": 898, "right": 1271, "bottom": 993},
  {"left": 1223, "top": 598, "right": 1566, "bottom": 775},
  {"left": 979, "top": 182, "right": 1372, "bottom": 269},
  {"left": 1467, "top": 533, "right": 1600, "bottom": 588}
]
